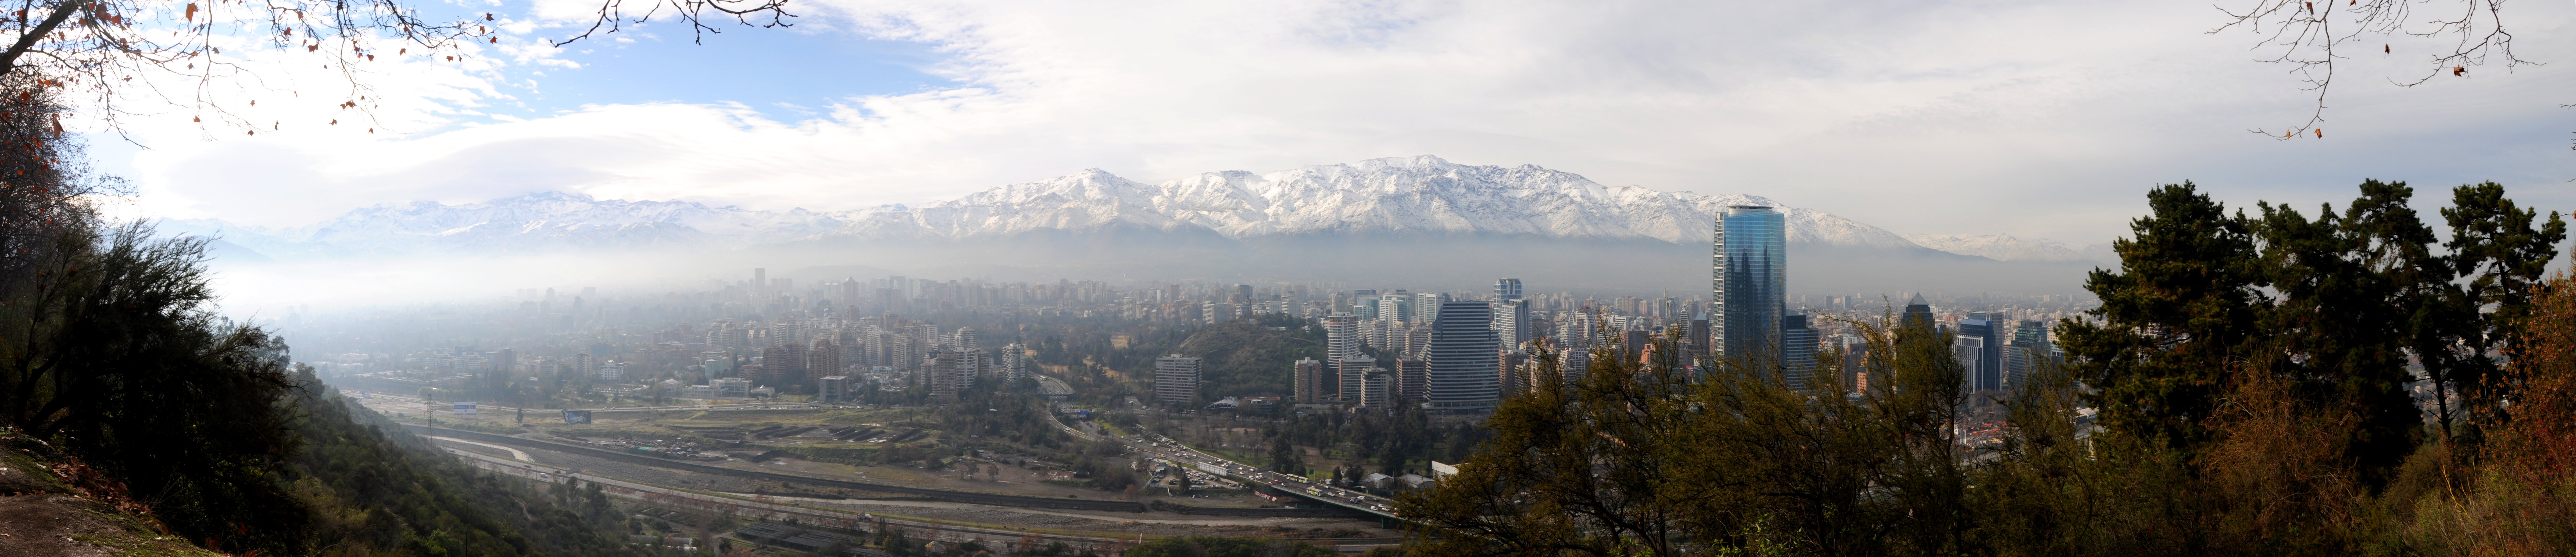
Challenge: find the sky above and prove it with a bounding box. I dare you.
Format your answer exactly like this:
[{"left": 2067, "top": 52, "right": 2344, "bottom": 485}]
[{"left": 82, "top": 0, "right": 2576, "bottom": 248}]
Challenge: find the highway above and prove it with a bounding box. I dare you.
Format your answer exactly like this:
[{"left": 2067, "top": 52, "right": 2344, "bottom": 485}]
[
  {"left": 1046, "top": 406, "right": 1403, "bottom": 520},
  {"left": 433, "top": 440, "right": 1177, "bottom": 553},
  {"left": 362, "top": 389, "right": 1405, "bottom": 520}
]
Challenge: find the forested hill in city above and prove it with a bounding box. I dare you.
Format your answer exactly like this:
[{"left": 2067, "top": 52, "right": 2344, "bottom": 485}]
[
  {"left": 1169, "top": 316, "right": 1329, "bottom": 403},
  {"left": 160, "top": 156, "right": 2103, "bottom": 295}
]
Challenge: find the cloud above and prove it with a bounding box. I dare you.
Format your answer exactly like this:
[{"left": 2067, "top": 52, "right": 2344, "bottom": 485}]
[{"left": 108, "top": 0, "right": 2576, "bottom": 245}]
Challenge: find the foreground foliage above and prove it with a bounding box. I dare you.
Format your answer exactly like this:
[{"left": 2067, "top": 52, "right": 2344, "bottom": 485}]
[{"left": 1403, "top": 181, "right": 2575, "bottom": 556}]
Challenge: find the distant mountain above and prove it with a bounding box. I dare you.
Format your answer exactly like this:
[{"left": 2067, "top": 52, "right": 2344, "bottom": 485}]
[
  {"left": 163, "top": 155, "right": 1940, "bottom": 257},
  {"left": 1904, "top": 234, "right": 2100, "bottom": 263}
]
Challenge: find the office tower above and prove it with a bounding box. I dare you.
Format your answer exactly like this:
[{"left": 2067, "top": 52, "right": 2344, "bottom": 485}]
[
  {"left": 1901, "top": 294, "right": 1935, "bottom": 330},
  {"left": 1781, "top": 315, "right": 1820, "bottom": 390},
  {"left": 1959, "top": 312, "right": 2005, "bottom": 391},
  {"left": 2004, "top": 320, "right": 2052, "bottom": 391},
  {"left": 1425, "top": 300, "right": 1501, "bottom": 413},
  {"left": 1498, "top": 350, "right": 1529, "bottom": 396},
  {"left": 1403, "top": 323, "right": 1434, "bottom": 359},
  {"left": 1154, "top": 355, "right": 1202, "bottom": 407},
  {"left": 1951, "top": 335, "right": 1986, "bottom": 390},
  {"left": 1294, "top": 358, "right": 1325, "bottom": 404},
  {"left": 1712, "top": 205, "right": 1787, "bottom": 363},
  {"left": 1386, "top": 290, "right": 1412, "bottom": 322},
  {"left": 1491, "top": 297, "right": 1532, "bottom": 348},
  {"left": 1361, "top": 372, "right": 1394, "bottom": 409},
  {"left": 1323, "top": 313, "right": 1361, "bottom": 369},
  {"left": 1391, "top": 359, "right": 1428, "bottom": 402},
  {"left": 1494, "top": 278, "right": 1523, "bottom": 300},
  {"left": 1339, "top": 354, "right": 1377, "bottom": 402},
  {"left": 1230, "top": 284, "right": 1253, "bottom": 303},
  {"left": 1840, "top": 336, "right": 1871, "bottom": 393},
  {"left": 1687, "top": 314, "right": 1712, "bottom": 359},
  {"left": 754, "top": 268, "right": 767, "bottom": 298},
  {"left": 1415, "top": 292, "right": 1446, "bottom": 322}
]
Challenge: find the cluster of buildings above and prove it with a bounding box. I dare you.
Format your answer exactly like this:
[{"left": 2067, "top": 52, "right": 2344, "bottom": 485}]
[
  {"left": 680, "top": 308, "right": 1032, "bottom": 403},
  {"left": 1265, "top": 205, "right": 2073, "bottom": 415},
  {"left": 307, "top": 208, "right": 2089, "bottom": 412}
]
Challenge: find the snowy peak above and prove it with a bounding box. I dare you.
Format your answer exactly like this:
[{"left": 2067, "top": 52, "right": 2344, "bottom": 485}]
[
  {"left": 182, "top": 156, "right": 1956, "bottom": 258},
  {"left": 853, "top": 156, "right": 1921, "bottom": 247},
  {"left": 1904, "top": 234, "right": 2100, "bottom": 263}
]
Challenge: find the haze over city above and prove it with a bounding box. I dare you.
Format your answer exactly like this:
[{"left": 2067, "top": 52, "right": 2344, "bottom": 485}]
[{"left": 0, "top": 1, "right": 2572, "bottom": 556}]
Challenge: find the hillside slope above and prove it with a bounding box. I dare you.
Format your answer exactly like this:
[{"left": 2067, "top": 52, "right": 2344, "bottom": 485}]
[
  {"left": 0, "top": 429, "right": 225, "bottom": 557},
  {"left": 1170, "top": 317, "right": 1326, "bottom": 403}
]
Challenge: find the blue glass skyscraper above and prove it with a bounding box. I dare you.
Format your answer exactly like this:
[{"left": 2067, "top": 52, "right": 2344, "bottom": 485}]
[{"left": 1712, "top": 205, "right": 1787, "bottom": 363}]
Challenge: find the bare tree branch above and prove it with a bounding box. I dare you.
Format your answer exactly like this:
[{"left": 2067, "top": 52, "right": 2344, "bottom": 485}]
[{"left": 2212, "top": 0, "right": 2533, "bottom": 140}]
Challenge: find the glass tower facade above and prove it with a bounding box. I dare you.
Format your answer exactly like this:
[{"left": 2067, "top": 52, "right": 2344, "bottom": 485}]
[
  {"left": 1781, "top": 314, "right": 1819, "bottom": 389},
  {"left": 1426, "top": 300, "right": 1501, "bottom": 413},
  {"left": 1712, "top": 206, "right": 1787, "bottom": 363}
]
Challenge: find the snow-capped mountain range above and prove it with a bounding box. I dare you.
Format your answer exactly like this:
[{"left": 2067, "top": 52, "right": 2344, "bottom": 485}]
[
  {"left": 163, "top": 155, "right": 2094, "bottom": 263},
  {"left": 1904, "top": 234, "right": 2101, "bottom": 263}
]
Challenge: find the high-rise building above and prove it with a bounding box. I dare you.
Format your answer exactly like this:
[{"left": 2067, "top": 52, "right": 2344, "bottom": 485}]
[
  {"left": 806, "top": 339, "right": 843, "bottom": 381},
  {"left": 2004, "top": 320, "right": 2052, "bottom": 391},
  {"left": 1323, "top": 314, "right": 1361, "bottom": 370},
  {"left": 1491, "top": 297, "right": 1532, "bottom": 348},
  {"left": 1712, "top": 205, "right": 1787, "bottom": 363},
  {"left": 1901, "top": 294, "right": 1935, "bottom": 330},
  {"left": 760, "top": 343, "right": 807, "bottom": 387},
  {"left": 1001, "top": 343, "right": 1029, "bottom": 383},
  {"left": 1494, "top": 278, "right": 1523, "bottom": 300},
  {"left": 1391, "top": 359, "right": 1429, "bottom": 402},
  {"left": 1781, "top": 315, "right": 1819, "bottom": 390},
  {"left": 1154, "top": 355, "right": 1201, "bottom": 407},
  {"left": 1951, "top": 335, "right": 1986, "bottom": 388},
  {"left": 1339, "top": 354, "right": 1377, "bottom": 402},
  {"left": 1361, "top": 372, "right": 1394, "bottom": 409},
  {"left": 1293, "top": 358, "right": 1325, "bottom": 404},
  {"left": 1497, "top": 350, "right": 1529, "bottom": 396},
  {"left": 1959, "top": 312, "right": 2005, "bottom": 391},
  {"left": 754, "top": 268, "right": 767, "bottom": 298},
  {"left": 928, "top": 351, "right": 964, "bottom": 401},
  {"left": 1425, "top": 300, "right": 1501, "bottom": 413}
]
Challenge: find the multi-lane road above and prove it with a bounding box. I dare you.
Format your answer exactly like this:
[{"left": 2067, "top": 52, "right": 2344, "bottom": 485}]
[
  {"left": 1046, "top": 407, "right": 1403, "bottom": 519},
  {"left": 361, "top": 390, "right": 1406, "bottom": 520}
]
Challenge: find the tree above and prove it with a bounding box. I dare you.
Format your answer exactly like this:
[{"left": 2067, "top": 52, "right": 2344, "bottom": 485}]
[
  {"left": 2215, "top": 0, "right": 2535, "bottom": 138},
  {"left": 1268, "top": 431, "right": 1304, "bottom": 476},
  {"left": 0, "top": 0, "right": 789, "bottom": 134},
  {"left": 2057, "top": 182, "right": 2267, "bottom": 452},
  {"left": 1400, "top": 318, "right": 1970, "bottom": 556},
  {"left": 2438, "top": 182, "right": 2567, "bottom": 438}
]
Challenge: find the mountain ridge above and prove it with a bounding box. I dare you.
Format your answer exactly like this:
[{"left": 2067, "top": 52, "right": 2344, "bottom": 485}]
[{"left": 163, "top": 156, "right": 2077, "bottom": 265}]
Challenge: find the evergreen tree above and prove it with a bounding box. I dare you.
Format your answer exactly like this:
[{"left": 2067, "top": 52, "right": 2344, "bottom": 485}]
[{"left": 2056, "top": 181, "right": 2267, "bottom": 452}]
